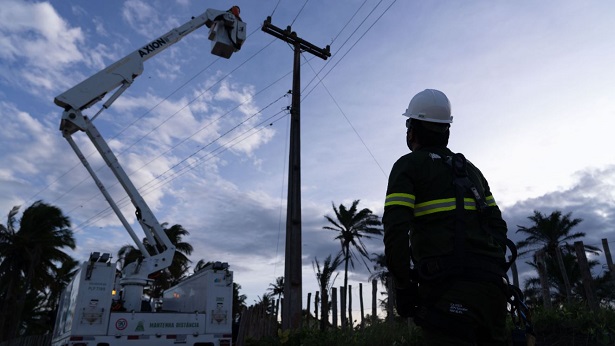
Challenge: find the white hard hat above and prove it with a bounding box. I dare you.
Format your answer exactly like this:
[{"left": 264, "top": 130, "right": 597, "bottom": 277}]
[{"left": 403, "top": 89, "right": 453, "bottom": 124}]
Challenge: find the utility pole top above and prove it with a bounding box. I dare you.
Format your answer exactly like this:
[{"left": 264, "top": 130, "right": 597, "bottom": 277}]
[{"left": 262, "top": 17, "right": 331, "bottom": 60}]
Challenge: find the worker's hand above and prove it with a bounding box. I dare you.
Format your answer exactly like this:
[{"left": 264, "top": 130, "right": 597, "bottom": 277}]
[{"left": 395, "top": 285, "right": 419, "bottom": 318}]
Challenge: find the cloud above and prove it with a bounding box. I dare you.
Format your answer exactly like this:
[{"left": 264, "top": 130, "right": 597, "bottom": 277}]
[
  {"left": 501, "top": 165, "right": 615, "bottom": 285},
  {"left": 121, "top": 0, "right": 164, "bottom": 38},
  {"left": 0, "top": 0, "right": 86, "bottom": 93}
]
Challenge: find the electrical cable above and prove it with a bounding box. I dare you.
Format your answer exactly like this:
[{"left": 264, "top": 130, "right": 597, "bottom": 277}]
[
  {"left": 72, "top": 108, "right": 291, "bottom": 232},
  {"left": 70, "top": 94, "right": 294, "bottom": 231},
  {"left": 273, "top": 100, "right": 291, "bottom": 280},
  {"left": 28, "top": 26, "right": 265, "bottom": 208},
  {"left": 304, "top": 60, "right": 387, "bottom": 177},
  {"left": 34, "top": 1, "right": 401, "bottom": 240},
  {"left": 61, "top": 58, "right": 294, "bottom": 218},
  {"left": 270, "top": 0, "right": 283, "bottom": 17},
  {"left": 290, "top": 0, "right": 310, "bottom": 27},
  {"left": 51, "top": 35, "right": 277, "bottom": 211},
  {"left": 135, "top": 1, "right": 398, "bottom": 224},
  {"left": 292, "top": 0, "right": 398, "bottom": 178}
]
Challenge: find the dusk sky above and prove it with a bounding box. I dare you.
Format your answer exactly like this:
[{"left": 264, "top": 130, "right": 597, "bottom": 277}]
[{"left": 1, "top": 0, "right": 614, "bottom": 318}]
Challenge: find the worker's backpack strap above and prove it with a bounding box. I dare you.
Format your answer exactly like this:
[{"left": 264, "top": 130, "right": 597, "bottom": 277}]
[
  {"left": 448, "top": 153, "right": 488, "bottom": 212},
  {"left": 450, "top": 153, "right": 469, "bottom": 273},
  {"left": 448, "top": 152, "right": 519, "bottom": 273},
  {"left": 449, "top": 153, "right": 518, "bottom": 253}
]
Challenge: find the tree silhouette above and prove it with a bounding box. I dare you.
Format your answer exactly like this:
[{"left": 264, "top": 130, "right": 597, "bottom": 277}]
[
  {"left": 516, "top": 210, "right": 599, "bottom": 257},
  {"left": 312, "top": 253, "right": 342, "bottom": 331},
  {"left": 117, "top": 223, "right": 193, "bottom": 298},
  {"left": 517, "top": 210, "right": 601, "bottom": 304},
  {"left": 323, "top": 200, "right": 382, "bottom": 329},
  {"left": 0, "top": 201, "right": 76, "bottom": 341}
]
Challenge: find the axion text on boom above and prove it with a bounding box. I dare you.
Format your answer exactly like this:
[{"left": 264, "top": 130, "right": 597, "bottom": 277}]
[{"left": 139, "top": 38, "right": 167, "bottom": 57}]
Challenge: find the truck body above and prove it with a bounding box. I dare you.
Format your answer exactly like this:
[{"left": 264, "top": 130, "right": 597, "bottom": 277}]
[
  {"left": 51, "top": 256, "right": 234, "bottom": 346},
  {"left": 51, "top": 7, "right": 245, "bottom": 346}
]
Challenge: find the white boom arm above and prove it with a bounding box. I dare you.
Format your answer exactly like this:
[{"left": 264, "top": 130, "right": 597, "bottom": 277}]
[
  {"left": 55, "top": 7, "right": 245, "bottom": 312},
  {"left": 55, "top": 8, "right": 245, "bottom": 112}
]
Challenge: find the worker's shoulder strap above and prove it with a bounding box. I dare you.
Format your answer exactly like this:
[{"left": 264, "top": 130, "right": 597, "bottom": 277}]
[
  {"left": 445, "top": 153, "right": 488, "bottom": 212},
  {"left": 444, "top": 152, "right": 518, "bottom": 271}
]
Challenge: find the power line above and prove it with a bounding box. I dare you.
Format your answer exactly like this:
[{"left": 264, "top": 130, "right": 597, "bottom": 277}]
[
  {"left": 37, "top": 1, "right": 401, "bottom": 240},
  {"left": 294, "top": 0, "right": 398, "bottom": 178},
  {"left": 72, "top": 108, "right": 291, "bottom": 232},
  {"left": 274, "top": 104, "right": 292, "bottom": 280},
  {"left": 304, "top": 61, "right": 387, "bottom": 177},
  {"left": 317, "top": 0, "right": 397, "bottom": 84},
  {"left": 45, "top": 36, "right": 275, "bottom": 211},
  {"left": 329, "top": 0, "right": 370, "bottom": 45},
  {"left": 290, "top": 0, "right": 310, "bottom": 27},
  {"left": 61, "top": 58, "right": 294, "bottom": 220},
  {"left": 270, "top": 0, "right": 283, "bottom": 17},
  {"left": 27, "top": 24, "right": 266, "bottom": 206}
]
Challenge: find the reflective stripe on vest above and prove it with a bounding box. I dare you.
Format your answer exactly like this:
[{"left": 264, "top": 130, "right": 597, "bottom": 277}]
[
  {"left": 385, "top": 193, "right": 497, "bottom": 217},
  {"left": 384, "top": 193, "right": 415, "bottom": 208}
]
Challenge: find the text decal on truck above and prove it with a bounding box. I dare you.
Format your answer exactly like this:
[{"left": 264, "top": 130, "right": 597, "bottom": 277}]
[
  {"left": 150, "top": 322, "right": 199, "bottom": 328},
  {"left": 139, "top": 38, "right": 167, "bottom": 57}
]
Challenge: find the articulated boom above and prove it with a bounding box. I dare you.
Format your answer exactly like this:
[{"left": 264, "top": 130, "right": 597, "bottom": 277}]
[
  {"left": 55, "top": 8, "right": 245, "bottom": 113},
  {"left": 53, "top": 5, "right": 245, "bottom": 321}
]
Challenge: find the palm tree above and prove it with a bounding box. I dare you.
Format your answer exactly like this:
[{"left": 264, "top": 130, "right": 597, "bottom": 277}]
[
  {"left": 516, "top": 210, "right": 600, "bottom": 304},
  {"left": 255, "top": 293, "right": 275, "bottom": 315},
  {"left": 267, "top": 276, "right": 284, "bottom": 300},
  {"left": 159, "top": 223, "right": 193, "bottom": 285},
  {"left": 312, "top": 253, "right": 342, "bottom": 331},
  {"left": 368, "top": 253, "right": 389, "bottom": 288},
  {"left": 323, "top": 200, "right": 382, "bottom": 303},
  {"left": 0, "top": 201, "right": 76, "bottom": 341},
  {"left": 267, "top": 276, "right": 284, "bottom": 317},
  {"left": 233, "top": 282, "right": 247, "bottom": 320},
  {"left": 516, "top": 210, "right": 600, "bottom": 257},
  {"left": 117, "top": 223, "right": 193, "bottom": 298},
  {"left": 368, "top": 253, "right": 394, "bottom": 319},
  {"left": 0, "top": 206, "right": 22, "bottom": 340},
  {"left": 43, "top": 258, "right": 79, "bottom": 329}
]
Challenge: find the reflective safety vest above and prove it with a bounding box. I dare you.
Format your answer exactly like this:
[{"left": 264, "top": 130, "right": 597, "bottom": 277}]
[{"left": 383, "top": 146, "right": 508, "bottom": 265}]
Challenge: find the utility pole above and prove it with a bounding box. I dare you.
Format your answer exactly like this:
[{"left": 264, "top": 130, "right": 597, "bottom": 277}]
[{"left": 262, "top": 16, "right": 330, "bottom": 331}]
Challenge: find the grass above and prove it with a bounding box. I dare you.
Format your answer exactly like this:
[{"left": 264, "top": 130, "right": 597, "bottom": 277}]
[
  {"left": 530, "top": 303, "right": 615, "bottom": 345},
  {"left": 244, "top": 304, "right": 615, "bottom": 346},
  {"left": 244, "top": 319, "right": 422, "bottom": 346}
]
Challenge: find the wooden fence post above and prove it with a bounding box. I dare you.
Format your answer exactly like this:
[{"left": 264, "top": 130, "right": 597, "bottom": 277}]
[
  {"left": 307, "top": 292, "right": 312, "bottom": 326},
  {"left": 371, "top": 279, "right": 377, "bottom": 324},
  {"left": 555, "top": 246, "right": 573, "bottom": 303},
  {"left": 359, "top": 283, "right": 365, "bottom": 329},
  {"left": 348, "top": 285, "right": 353, "bottom": 331},
  {"left": 236, "top": 304, "right": 278, "bottom": 345},
  {"left": 331, "top": 287, "right": 338, "bottom": 328},
  {"left": 340, "top": 286, "right": 347, "bottom": 330},
  {"left": 320, "top": 288, "right": 328, "bottom": 331},
  {"left": 602, "top": 238, "right": 615, "bottom": 281},
  {"left": 574, "top": 241, "right": 599, "bottom": 312},
  {"left": 314, "top": 291, "right": 319, "bottom": 329},
  {"left": 536, "top": 250, "right": 552, "bottom": 309}
]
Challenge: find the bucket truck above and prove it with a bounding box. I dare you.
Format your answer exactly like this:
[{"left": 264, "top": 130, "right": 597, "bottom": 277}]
[{"left": 51, "top": 7, "right": 245, "bottom": 346}]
